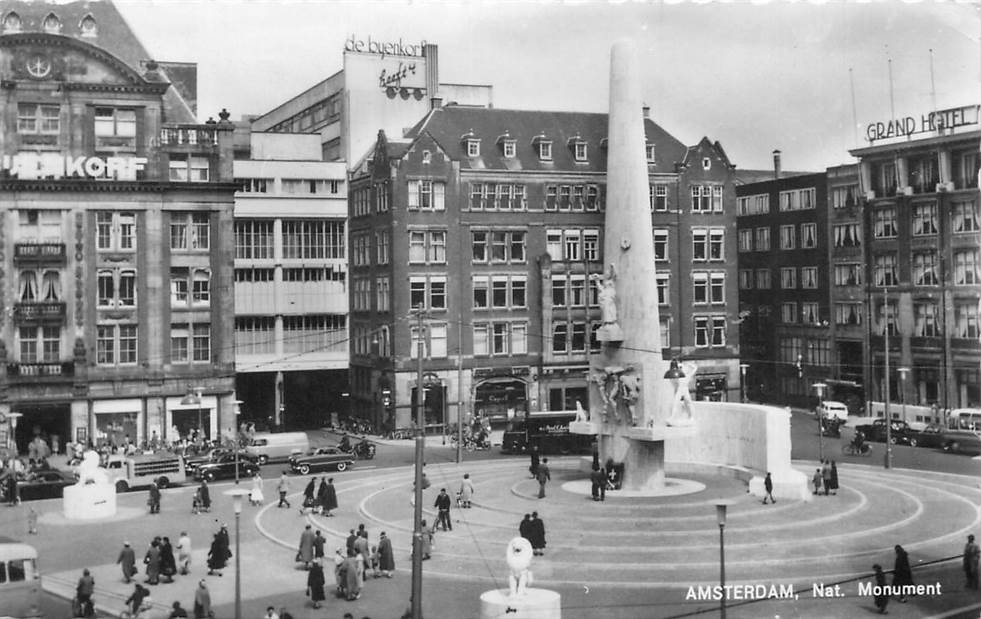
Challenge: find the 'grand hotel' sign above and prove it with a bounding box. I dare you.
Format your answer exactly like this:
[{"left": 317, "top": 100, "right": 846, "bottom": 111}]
[{"left": 866, "top": 104, "right": 979, "bottom": 142}]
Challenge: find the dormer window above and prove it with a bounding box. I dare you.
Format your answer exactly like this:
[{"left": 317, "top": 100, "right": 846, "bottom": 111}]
[
  {"left": 42, "top": 13, "right": 61, "bottom": 34},
  {"left": 646, "top": 144, "right": 655, "bottom": 162},
  {"left": 532, "top": 133, "right": 552, "bottom": 161},
  {"left": 568, "top": 134, "right": 588, "bottom": 162},
  {"left": 3, "top": 11, "right": 22, "bottom": 32},
  {"left": 466, "top": 139, "right": 480, "bottom": 158},
  {"left": 422, "top": 150, "right": 432, "bottom": 165},
  {"left": 702, "top": 157, "right": 711, "bottom": 171},
  {"left": 80, "top": 14, "right": 97, "bottom": 37},
  {"left": 503, "top": 140, "right": 516, "bottom": 158}
]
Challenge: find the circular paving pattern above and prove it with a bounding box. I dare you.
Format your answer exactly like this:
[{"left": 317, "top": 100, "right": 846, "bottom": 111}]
[{"left": 256, "top": 457, "right": 981, "bottom": 589}]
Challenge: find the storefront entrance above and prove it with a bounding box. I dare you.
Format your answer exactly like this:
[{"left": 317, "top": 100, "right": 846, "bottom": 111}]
[
  {"left": 474, "top": 378, "right": 528, "bottom": 430},
  {"left": 13, "top": 403, "right": 70, "bottom": 455}
]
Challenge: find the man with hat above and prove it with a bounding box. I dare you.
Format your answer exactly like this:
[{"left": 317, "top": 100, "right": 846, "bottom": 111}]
[{"left": 116, "top": 542, "right": 136, "bottom": 583}]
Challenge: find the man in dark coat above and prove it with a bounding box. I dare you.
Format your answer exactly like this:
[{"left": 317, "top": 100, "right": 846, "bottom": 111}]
[
  {"left": 199, "top": 480, "right": 211, "bottom": 511},
  {"left": 590, "top": 466, "right": 603, "bottom": 501},
  {"left": 117, "top": 542, "right": 137, "bottom": 583},
  {"left": 893, "top": 545, "right": 914, "bottom": 602},
  {"left": 148, "top": 481, "right": 161, "bottom": 514},
  {"left": 377, "top": 531, "right": 395, "bottom": 577},
  {"left": 763, "top": 472, "right": 776, "bottom": 505},
  {"left": 964, "top": 534, "right": 980, "bottom": 589},
  {"left": 530, "top": 512, "right": 546, "bottom": 556},
  {"left": 529, "top": 445, "right": 540, "bottom": 479},
  {"left": 518, "top": 514, "right": 532, "bottom": 542},
  {"left": 306, "top": 560, "right": 326, "bottom": 608},
  {"left": 207, "top": 533, "right": 226, "bottom": 575},
  {"left": 346, "top": 529, "right": 358, "bottom": 556},
  {"left": 144, "top": 539, "right": 161, "bottom": 585},
  {"left": 324, "top": 478, "right": 338, "bottom": 516},
  {"left": 160, "top": 536, "right": 177, "bottom": 582},
  {"left": 434, "top": 488, "right": 452, "bottom": 531}
]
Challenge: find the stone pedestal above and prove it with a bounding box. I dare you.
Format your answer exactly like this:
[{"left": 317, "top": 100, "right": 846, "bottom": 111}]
[
  {"left": 480, "top": 588, "right": 561, "bottom": 619},
  {"left": 63, "top": 482, "right": 117, "bottom": 520}
]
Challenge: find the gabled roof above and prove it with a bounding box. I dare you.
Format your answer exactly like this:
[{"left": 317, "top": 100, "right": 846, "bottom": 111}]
[
  {"left": 680, "top": 136, "right": 736, "bottom": 170},
  {"left": 0, "top": 0, "right": 195, "bottom": 122},
  {"left": 401, "top": 104, "right": 688, "bottom": 173}
]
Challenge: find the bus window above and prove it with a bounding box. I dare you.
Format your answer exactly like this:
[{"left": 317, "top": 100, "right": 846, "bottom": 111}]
[
  {"left": 0, "top": 561, "right": 6, "bottom": 583},
  {"left": 8, "top": 559, "right": 26, "bottom": 581}
]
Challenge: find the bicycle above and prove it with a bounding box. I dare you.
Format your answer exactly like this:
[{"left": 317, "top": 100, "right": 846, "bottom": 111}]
[{"left": 842, "top": 443, "right": 873, "bottom": 456}]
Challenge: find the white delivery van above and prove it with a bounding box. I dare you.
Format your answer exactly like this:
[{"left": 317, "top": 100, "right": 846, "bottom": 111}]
[{"left": 245, "top": 432, "right": 310, "bottom": 465}]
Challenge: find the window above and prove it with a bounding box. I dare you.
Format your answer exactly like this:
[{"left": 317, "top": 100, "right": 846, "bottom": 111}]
[
  {"left": 954, "top": 150, "right": 980, "bottom": 190},
  {"left": 801, "top": 302, "right": 819, "bottom": 324},
  {"left": 409, "top": 275, "right": 447, "bottom": 311},
  {"left": 835, "top": 303, "right": 863, "bottom": 326},
  {"left": 537, "top": 141, "right": 552, "bottom": 161},
  {"left": 781, "top": 267, "right": 797, "bottom": 289},
  {"left": 375, "top": 231, "right": 390, "bottom": 264},
  {"left": 780, "top": 225, "right": 796, "bottom": 250},
  {"left": 282, "top": 220, "right": 345, "bottom": 259},
  {"left": 97, "top": 324, "right": 137, "bottom": 365},
  {"left": 779, "top": 188, "right": 816, "bottom": 211},
  {"left": 953, "top": 201, "right": 980, "bottom": 233},
  {"left": 408, "top": 230, "right": 446, "bottom": 264},
  {"left": 873, "top": 161, "right": 898, "bottom": 196},
  {"left": 97, "top": 269, "right": 136, "bottom": 307},
  {"left": 955, "top": 301, "right": 980, "bottom": 339},
  {"left": 19, "top": 209, "right": 61, "bottom": 243},
  {"left": 544, "top": 185, "right": 558, "bottom": 211},
  {"left": 376, "top": 277, "right": 390, "bottom": 312},
  {"left": 558, "top": 186, "right": 572, "bottom": 210},
  {"left": 908, "top": 154, "right": 939, "bottom": 193},
  {"left": 234, "top": 220, "right": 272, "bottom": 259},
  {"left": 552, "top": 323, "right": 568, "bottom": 354},
  {"left": 407, "top": 180, "right": 445, "bottom": 210},
  {"left": 912, "top": 252, "right": 939, "bottom": 286},
  {"left": 801, "top": 223, "right": 817, "bottom": 248},
  {"left": 694, "top": 315, "right": 726, "bottom": 347},
  {"left": 878, "top": 301, "right": 899, "bottom": 336},
  {"left": 583, "top": 230, "right": 599, "bottom": 262},
  {"left": 169, "top": 155, "right": 210, "bottom": 182},
  {"left": 551, "top": 275, "right": 567, "bottom": 308},
  {"left": 801, "top": 266, "right": 818, "bottom": 289},
  {"left": 170, "top": 213, "right": 210, "bottom": 250},
  {"left": 833, "top": 223, "right": 861, "bottom": 248},
  {"left": 471, "top": 230, "right": 525, "bottom": 263},
  {"left": 466, "top": 139, "right": 480, "bottom": 157},
  {"left": 738, "top": 229, "right": 753, "bottom": 252},
  {"left": 692, "top": 228, "right": 724, "bottom": 261},
  {"left": 737, "top": 194, "right": 770, "bottom": 216},
  {"left": 914, "top": 302, "right": 940, "bottom": 337},
  {"left": 192, "top": 324, "right": 211, "bottom": 361},
  {"left": 650, "top": 184, "right": 668, "bottom": 212},
  {"left": 574, "top": 142, "right": 588, "bottom": 161},
  {"left": 756, "top": 269, "right": 771, "bottom": 289},
  {"left": 18, "top": 326, "right": 60, "bottom": 363},
  {"left": 755, "top": 227, "right": 770, "bottom": 251},
  {"left": 873, "top": 208, "right": 897, "bottom": 238},
  {"left": 831, "top": 185, "right": 858, "bottom": 209},
  {"left": 874, "top": 253, "right": 898, "bottom": 286},
  {"left": 954, "top": 249, "right": 981, "bottom": 285},
  {"left": 236, "top": 178, "right": 270, "bottom": 193},
  {"left": 691, "top": 185, "right": 723, "bottom": 212},
  {"left": 646, "top": 144, "right": 655, "bottom": 161},
  {"left": 692, "top": 272, "right": 725, "bottom": 304},
  {"left": 833, "top": 263, "right": 863, "bottom": 287},
  {"left": 654, "top": 230, "right": 669, "bottom": 261},
  {"left": 912, "top": 204, "right": 938, "bottom": 236},
  {"left": 94, "top": 107, "right": 136, "bottom": 138},
  {"left": 17, "top": 103, "right": 59, "bottom": 134},
  {"left": 473, "top": 322, "right": 527, "bottom": 356},
  {"left": 702, "top": 157, "right": 712, "bottom": 171},
  {"left": 3, "top": 11, "right": 22, "bottom": 32},
  {"left": 170, "top": 269, "right": 209, "bottom": 307},
  {"left": 96, "top": 211, "right": 136, "bottom": 251},
  {"left": 545, "top": 228, "right": 597, "bottom": 261},
  {"left": 782, "top": 303, "right": 798, "bottom": 324},
  {"left": 656, "top": 273, "right": 670, "bottom": 304},
  {"left": 503, "top": 140, "right": 516, "bottom": 158},
  {"left": 738, "top": 270, "right": 753, "bottom": 290}
]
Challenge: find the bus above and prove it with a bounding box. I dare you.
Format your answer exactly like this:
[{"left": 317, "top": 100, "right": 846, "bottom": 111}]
[
  {"left": 0, "top": 537, "right": 42, "bottom": 619},
  {"left": 947, "top": 408, "right": 981, "bottom": 430},
  {"left": 104, "top": 453, "right": 187, "bottom": 493},
  {"left": 501, "top": 410, "right": 594, "bottom": 455}
]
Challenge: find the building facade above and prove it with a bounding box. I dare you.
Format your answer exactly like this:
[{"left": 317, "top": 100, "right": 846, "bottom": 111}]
[
  {"left": 735, "top": 158, "right": 832, "bottom": 407},
  {"left": 0, "top": 0, "right": 238, "bottom": 453},
  {"left": 232, "top": 132, "right": 349, "bottom": 429},
  {"left": 348, "top": 104, "right": 742, "bottom": 435},
  {"left": 850, "top": 106, "right": 981, "bottom": 420}
]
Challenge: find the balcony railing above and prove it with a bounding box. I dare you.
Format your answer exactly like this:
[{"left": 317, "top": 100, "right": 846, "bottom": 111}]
[
  {"left": 14, "top": 242, "right": 67, "bottom": 265},
  {"left": 160, "top": 126, "right": 219, "bottom": 147},
  {"left": 13, "top": 301, "right": 66, "bottom": 323},
  {"left": 6, "top": 361, "right": 74, "bottom": 379}
]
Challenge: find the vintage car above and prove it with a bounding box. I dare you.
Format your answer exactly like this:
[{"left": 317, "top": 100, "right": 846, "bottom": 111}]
[
  {"left": 288, "top": 447, "right": 355, "bottom": 475},
  {"left": 911, "top": 423, "right": 946, "bottom": 449},
  {"left": 18, "top": 469, "right": 78, "bottom": 501},
  {"left": 941, "top": 428, "right": 981, "bottom": 455},
  {"left": 183, "top": 449, "right": 256, "bottom": 475},
  {"left": 193, "top": 454, "right": 260, "bottom": 482},
  {"left": 815, "top": 401, "right": 850, "bottom": 422},
  {"left": 854, "top": 419, "right": 918, "bottom": 446}
]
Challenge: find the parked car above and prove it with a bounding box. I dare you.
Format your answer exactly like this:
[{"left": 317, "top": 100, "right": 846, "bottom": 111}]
[
  {"left": 912, "top": 423, "right": 946, "bottom": 449},
  {"left": 194, "top": 454, "right": 260, "bottom": 482},
  {"left": 815, "top": 401, "right": 850, "bottom": 421},
  {"left": 854, "top": 419, "right": 918, "bottom": 446},
  {"left": 942, "top": 428, "right": 981, "bottom": 455},
  {"left": 288, "top": 447, "right": 355, "bottom": 475},
  {"left": 18, "top": 469, "right": 78, "bottom": 501}
]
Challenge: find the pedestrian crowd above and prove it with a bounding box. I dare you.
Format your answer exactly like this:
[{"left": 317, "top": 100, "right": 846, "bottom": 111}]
[{"left": 811, "top": 459, "right": 839, "bottom": 496}]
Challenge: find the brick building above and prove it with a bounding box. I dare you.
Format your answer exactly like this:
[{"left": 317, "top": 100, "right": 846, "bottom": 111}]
[
  {"left": 348, "top": 103, "right": 742, "bottom": 434},
  {"left": 0, "top": 0, "right": 238, "bottom": 452}
]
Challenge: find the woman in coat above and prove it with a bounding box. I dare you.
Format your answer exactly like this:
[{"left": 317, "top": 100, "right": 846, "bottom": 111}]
[
  {"left": 377, "top": 531, "right": 395, "bottom": 577},
  {"left": 323, "top": 478, "right": 338, "bottom": 516},
  {"left": 303, "top": 477, "right": 316, "bottom": 510},
  {"left": 306, "top": 560, "right": 326, "bottom": 608},
  {"left": 893, "top": 545, "right": 914, "bottom": 602},
  {"left": 342, "top": 550, "right": 361, "bottom": 600},
  {"left": 459, "top": 474, "right": 474, "bottom": 508},
  {"left": 297, "top": 524, "right": 315, "bottom": 568},
  {"left": 193, "top": 580, "right": 212, "bottom": 619},
  {"left": 829, "top": 461, "right": 839, "bottom": 495},
  {"left": 206, "top": 534, "right": 225, "bottom": 575},
  {"left": 316, "top": 478, "right": 328, "bottom": 514},
  {"left": 144, "top": 539, "right": 161, "bottom": 585}
]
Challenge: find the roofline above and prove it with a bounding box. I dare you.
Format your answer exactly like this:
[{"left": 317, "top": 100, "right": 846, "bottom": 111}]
[
  {"left": 253, "top": 68, "right": 344, "bottom": 124},
  {"left": 849, "top": 129, "right": 981, "bottom": 157}
]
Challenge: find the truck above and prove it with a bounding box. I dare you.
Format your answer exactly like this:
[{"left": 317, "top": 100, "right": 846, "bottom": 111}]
[
  {"left": 501, "top": 410, "right": 594, "bottom": 455},
  {"left": 103, "top": 453, "right": 187, "bottom": 493}
]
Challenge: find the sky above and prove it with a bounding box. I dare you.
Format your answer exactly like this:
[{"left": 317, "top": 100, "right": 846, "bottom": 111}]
[{"left": 114, "top": 0, "right": 981, "bottom": 172}]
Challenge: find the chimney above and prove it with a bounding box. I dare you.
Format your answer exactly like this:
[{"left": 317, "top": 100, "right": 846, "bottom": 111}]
[
  {"left": 773, "top": 150, "right": 782, "bottom": 179},
  {"left": 430, "top": 95, "right": 443, "bottom": 110},
  {"left": 642, "top": 103, "right": 650, "bottom": 119}
]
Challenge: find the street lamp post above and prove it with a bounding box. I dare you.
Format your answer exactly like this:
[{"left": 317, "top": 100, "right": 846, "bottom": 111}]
[
  {"left": 813, "top": 382, "right": 827, "bottom": 462},
  {"left": 410, "top": 309, "right": 427, "bottom": 619},
  {"left": 897, "top": 367, "right": 910, "bottom": 425},
  {"left": 224, "top": 488, "right": 249, "bottom": 619},
  {"left": 715, "top": 501, "right": 732, "bottom": 619},
  {"left": 739, "top": 364, "right": 749, "bottom": 403},
  {"left": 233, "top": 400, "right": 244, "bottom": 485}
]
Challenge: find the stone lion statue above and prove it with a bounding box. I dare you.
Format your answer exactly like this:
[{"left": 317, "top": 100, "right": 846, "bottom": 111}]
[
  {"left": 506, "top": 536, "right": 534, "bottom": 598},
  {"left": 76, "top": 450, "right": 109, "bottom": 486}
]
